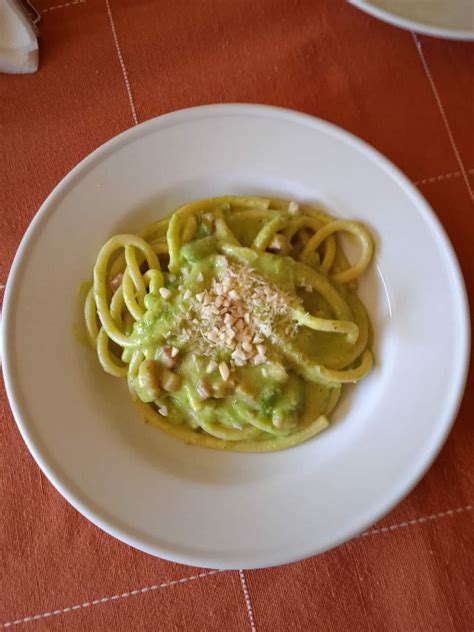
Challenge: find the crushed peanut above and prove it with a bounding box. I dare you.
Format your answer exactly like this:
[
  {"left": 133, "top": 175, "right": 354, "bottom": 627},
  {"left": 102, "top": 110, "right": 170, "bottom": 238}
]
[
  {"left": 197, "top": 379, "right": 212, "bottom": 400},
  {"left": 219, "top": 361, "right": 230, "bottom": 381},
  {"left": 160, "top": 346, "right": 178, "bottom": 368},
  {"left": 159, "top": 287, "right": 171, "bottom": 299},
  {"left": 206, "top": 360, "right": 218, "bottom": 373},
  {"left": 288, "top": 201, "right": 299, "bottom": 215},
  {"left": 180, "top": 258, "right": 300, "bottom": 367},
  {"left": 268, "top": 234, "right": 290, "bottom": 255},
  {"left": 161, "top": 370, "right": 181, "bottom": 392}
]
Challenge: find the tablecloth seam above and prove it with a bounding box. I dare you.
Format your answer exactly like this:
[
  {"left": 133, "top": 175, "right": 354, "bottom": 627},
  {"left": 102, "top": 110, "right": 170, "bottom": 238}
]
[
  {"left": 360, "top": 504, "right": 472, "bottom": 537},
  {"left": 104, "top": 0, "right": 138, "bottom": 126},
  {"left": 415, "top": 167, "right": 474, "bottom": 187},
  {"left": 41, "top": 0, "right": 85, "bottom": 13},
  {"left": 412, "top": 33, "right": 474, "bottom": 202},
  {"left": 239, "top": 570, "right": 257, "bottom": 632},
  {"left": 0, "top": 504, "right": 471, "bottom": 628},
  {"left": 0, "top": 570, "right": 224, "bottom": 629}
]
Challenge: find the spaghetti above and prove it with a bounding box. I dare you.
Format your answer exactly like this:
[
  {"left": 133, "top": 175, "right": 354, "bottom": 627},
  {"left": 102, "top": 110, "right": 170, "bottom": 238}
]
[{"left": 84, "top": 196, "right": 374, "bottom": 451}]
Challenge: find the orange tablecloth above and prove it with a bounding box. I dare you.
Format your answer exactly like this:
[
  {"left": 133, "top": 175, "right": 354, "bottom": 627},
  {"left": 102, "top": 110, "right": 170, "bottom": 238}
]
[{"left": 1, "top": 1, "right": 473, "bottom": 630}]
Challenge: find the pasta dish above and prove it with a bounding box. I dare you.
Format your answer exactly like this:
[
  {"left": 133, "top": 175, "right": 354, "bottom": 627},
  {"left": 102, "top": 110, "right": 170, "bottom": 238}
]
[{"left": 84, "top": 196, "right": 374, "bottom": 451}]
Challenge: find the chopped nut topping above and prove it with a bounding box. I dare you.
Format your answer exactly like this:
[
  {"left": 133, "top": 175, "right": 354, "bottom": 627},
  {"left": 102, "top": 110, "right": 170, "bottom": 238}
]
[
  {"left": 288, "top": 201, "right": 299, "bottom": 215},
  {"left": 206, "top": 360, "right": 218, "bottom": 373},
  {"left": 268, "top": 234, "right": 290, "bottom": 255},
  {"left": 252, "top": 354, "right": 266, "bottom": 366},
  {"left": 138, "top": 359, "right": 161, "bottom": 399},
  {"left": 161, "top": 346, "right": 178, "bottom": 368},
  {"left": 219, "top": 361, "right": 230, "bottom": 381},
  {"left": 179, "top": 258, "right": 300, "bottom": 367},
  {"left": 197, "top": 379, "right": 212, "bottom": 400},
  {"left": 161, "top": 370, "right": 181, "bottom": 392},
  {"left": 159, "top": 287, "right": 171, "bottom": 299}
]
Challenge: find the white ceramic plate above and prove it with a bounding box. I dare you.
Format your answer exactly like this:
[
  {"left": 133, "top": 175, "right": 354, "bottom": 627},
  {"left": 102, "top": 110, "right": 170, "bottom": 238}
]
[
  {"left": 349, "top": 0, "right": 474, "bottom": 40},
  {"left": 2, "top": 105, "right": 469, "bottom": 569}
]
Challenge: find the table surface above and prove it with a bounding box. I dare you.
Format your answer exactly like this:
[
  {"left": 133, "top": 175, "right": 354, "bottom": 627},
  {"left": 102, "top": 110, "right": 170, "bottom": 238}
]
[{"left": 0, "top": 1, "right": 473, "bottom": 630}]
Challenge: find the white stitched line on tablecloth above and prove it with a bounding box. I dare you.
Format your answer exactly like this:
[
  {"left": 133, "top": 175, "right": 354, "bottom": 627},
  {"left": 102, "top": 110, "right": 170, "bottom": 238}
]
[
  {"left": 414, "top": 167, "right": 474, "bottom": 187},
  {"left": 239, "top": 570, "right": 257, "bottom": 632},
  {"left": 413, "top": 33, "right": 474, "bottom": 202},
  {"left": 0, "top": 284, "right": 5, "bottom": 290},
  {"left": 0, "top": 570, "right": 222, "bottom": 628},
  {"left": 42, "top": 0, "right": 85, "bottom": 13},
  {"left": 361, "top": 504, "right": 472, "bottom": 537},
  {"left": 415, "top": 170, "right": 461, "bottom": 186},
  {"left": 105, "top": 0, "right": 139, "bottom": 126},
  {"left": 1, "top": 505, "right": 471, "bottom": 628}
]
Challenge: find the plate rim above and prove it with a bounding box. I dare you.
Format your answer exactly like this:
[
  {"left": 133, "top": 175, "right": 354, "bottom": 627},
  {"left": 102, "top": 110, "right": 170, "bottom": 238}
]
[
  {"left": 1, "top": 103, "right": 470, "bottom": 569},
  {"left": 348, "top": 0, "right": 474, "bottom": 41}
]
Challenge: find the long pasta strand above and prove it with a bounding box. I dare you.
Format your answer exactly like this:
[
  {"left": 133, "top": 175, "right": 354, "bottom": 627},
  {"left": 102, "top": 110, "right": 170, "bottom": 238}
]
[{"left": 85, "top": 196, "right": 374, "bottom": 451}]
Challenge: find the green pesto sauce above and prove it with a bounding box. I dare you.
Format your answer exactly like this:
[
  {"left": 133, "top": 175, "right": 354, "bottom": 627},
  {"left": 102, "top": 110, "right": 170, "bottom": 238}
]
[{"left": 127, "top": 218, "right": 356, "bottom": 435}]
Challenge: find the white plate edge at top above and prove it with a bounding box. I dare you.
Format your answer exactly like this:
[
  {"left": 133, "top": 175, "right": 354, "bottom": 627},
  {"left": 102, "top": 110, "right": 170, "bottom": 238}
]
[{"left": 348, "top": 0, "right": 474, "bottom": 40}]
